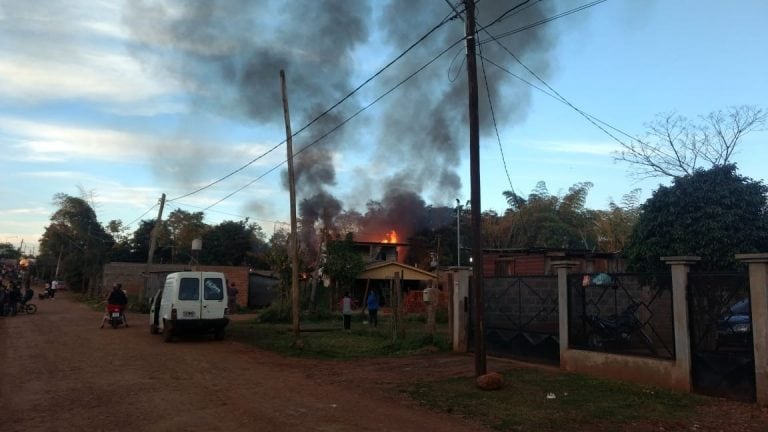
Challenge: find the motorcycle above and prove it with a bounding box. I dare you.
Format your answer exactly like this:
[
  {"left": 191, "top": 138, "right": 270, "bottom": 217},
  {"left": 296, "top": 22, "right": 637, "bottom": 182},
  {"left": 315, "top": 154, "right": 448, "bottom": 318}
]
[
  {"left": 583, "top": 302, "right": 657, "bottom": 355},
  {"left": 106, "top": 304, "right": 126, "bottom": 329}
]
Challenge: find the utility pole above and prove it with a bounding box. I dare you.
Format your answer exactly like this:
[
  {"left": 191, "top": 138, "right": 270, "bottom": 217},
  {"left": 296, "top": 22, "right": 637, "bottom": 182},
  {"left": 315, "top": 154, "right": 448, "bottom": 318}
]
[
  {"left": 143, "top": 193, "right": 166, "bottom": 303},
  {"left": 455, "top": 198, "right": 461, "bottom": 266},
  {"left": 464, "top": 0, "right": 486, "bottom": 376},
  {"left": 280, "top": 70, "right": 301, "bottom": 337}
]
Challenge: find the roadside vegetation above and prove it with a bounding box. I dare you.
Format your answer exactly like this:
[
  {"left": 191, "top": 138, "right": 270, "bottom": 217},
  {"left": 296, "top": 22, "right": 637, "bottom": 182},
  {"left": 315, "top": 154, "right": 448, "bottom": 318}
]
[
  {"left": 405, "top": 367, "right": 706, "bottom": 431},
  {"left": 228, "top": 314, "right": 449, "bottom": 359}
]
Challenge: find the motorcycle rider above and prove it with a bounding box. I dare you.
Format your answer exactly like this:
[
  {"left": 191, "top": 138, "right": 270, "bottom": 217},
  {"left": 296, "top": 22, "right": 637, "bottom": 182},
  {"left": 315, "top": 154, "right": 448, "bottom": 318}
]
[{"left": 101, "top": 283, "right": 128, "bottom": 328}]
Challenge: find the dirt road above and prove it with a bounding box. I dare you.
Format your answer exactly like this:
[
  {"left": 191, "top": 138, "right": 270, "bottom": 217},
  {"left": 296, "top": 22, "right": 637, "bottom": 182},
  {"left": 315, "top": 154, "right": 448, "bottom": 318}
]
[{"left": 1, "top": 292, "right": 490, "bottom": 432}]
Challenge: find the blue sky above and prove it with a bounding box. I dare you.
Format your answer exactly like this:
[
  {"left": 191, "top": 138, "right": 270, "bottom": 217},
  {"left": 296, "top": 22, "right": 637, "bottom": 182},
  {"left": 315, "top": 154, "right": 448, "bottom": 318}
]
[{"left": 1, "top": 0, "right": 766, "bottom": 255}]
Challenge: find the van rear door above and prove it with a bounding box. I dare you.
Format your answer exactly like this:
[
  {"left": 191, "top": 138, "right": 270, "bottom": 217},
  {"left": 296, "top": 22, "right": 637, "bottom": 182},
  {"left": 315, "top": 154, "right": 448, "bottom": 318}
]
[
  {"left": 201, "top": 273, "right": 226, "bottom": 319},
  {"left": 177, "top": 275, "right": 202, "bottom": 319}
]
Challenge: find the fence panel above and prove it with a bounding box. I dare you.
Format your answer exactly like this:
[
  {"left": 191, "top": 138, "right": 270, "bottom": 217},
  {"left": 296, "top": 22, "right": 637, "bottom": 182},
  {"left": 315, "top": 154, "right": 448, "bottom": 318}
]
[
  {"left": 568, "top": 273, "right": 674, "bottom": 359},
  {"left": 481, "top": 276, "right": 560, "bottom": 365},
  {"left": 688, "top": 272, "right": 754, "bottom": 402}
]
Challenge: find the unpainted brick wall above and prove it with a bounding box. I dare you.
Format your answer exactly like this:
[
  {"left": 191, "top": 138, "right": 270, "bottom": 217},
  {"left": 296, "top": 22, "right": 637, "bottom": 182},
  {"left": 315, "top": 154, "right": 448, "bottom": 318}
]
[{"left": 102, "top": 262, "right": 250, "bottom": 307}]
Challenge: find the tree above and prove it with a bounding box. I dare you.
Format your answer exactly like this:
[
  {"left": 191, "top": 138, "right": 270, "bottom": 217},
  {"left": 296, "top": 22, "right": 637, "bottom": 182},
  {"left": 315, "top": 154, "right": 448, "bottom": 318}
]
[
  {"left": 625, "top": 164, "right": 768, "bottom": 273},
  {"left": 166, "top": 209, "right": 207, "bottom": 264},
  {"left": 502, "top": 181, "right": 596, "bottom": 249},
  {"left": 592, "top": 189, "right": 641, "bottom": 252},
  {"left": 615, "top": 105, "right": 766, "bottom": 179},
  {"left": 0, "top": 242, "right": 21, "bottom": 260},
  {"left": 199, "top": 220, "right": 264, "bottom": 266},
  {"left": 323, "top": 233, "right": 365, "bottom": 307},
  {"left": 38, "top": 194, "right": 114, "bottom": 294}
]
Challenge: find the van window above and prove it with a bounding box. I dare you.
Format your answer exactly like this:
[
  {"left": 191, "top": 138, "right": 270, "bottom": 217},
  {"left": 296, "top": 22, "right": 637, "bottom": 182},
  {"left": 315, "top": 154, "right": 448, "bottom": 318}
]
[
  {"left": 204, "top": 278, "right": 224, "bottom": 300},
  {"left": 179, "top": 278, "right": 200, "bottom": 300}
]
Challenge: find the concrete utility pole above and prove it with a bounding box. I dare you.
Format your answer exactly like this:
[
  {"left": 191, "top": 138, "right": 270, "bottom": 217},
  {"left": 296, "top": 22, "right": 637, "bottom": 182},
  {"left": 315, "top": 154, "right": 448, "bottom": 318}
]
[
  {"left": 143, "top": 193, "right": 166, "bottom": 303},
  {"left": 464, "top": 0, "right": 486, "bottom": 376},
  {"left": 280, "top": 70, "right": 301, "bottom": 337},
  {"left": 456, "top": 199, "right": 461, "bottom": 266}
]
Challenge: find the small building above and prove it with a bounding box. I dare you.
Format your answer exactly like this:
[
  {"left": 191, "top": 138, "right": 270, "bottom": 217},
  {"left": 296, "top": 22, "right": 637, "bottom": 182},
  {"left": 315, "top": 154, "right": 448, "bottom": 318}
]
[{"left": 483, "top": 248, "right": 626, "bottom": 277}]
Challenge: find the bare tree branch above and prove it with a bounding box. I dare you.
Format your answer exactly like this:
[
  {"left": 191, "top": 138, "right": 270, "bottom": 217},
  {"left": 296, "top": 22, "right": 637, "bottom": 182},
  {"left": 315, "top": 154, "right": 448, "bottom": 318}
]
[{"left": 614, "top": 105, "right": 765, "bottom": 179}]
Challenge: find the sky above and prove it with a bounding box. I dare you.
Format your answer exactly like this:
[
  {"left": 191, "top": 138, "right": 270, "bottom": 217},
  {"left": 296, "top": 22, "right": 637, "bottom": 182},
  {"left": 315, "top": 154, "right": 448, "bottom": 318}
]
[{"left": 1, "top": 0, "right": 767, "bottom": 255}]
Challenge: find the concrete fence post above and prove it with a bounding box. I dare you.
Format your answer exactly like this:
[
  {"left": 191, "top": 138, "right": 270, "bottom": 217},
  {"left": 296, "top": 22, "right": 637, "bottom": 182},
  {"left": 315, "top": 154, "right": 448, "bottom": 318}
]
[
  {"left": 661, "top": 256, "right": 700, "bottom": 393},
  {"left": 736, "top": 253, "right": 768, "bottom": 405},
  {"left": 552, "top": 261, "right": 580, "bottom": 366},
  {"left": 449, "top": 266, "right": 472, "bottom": 352}
]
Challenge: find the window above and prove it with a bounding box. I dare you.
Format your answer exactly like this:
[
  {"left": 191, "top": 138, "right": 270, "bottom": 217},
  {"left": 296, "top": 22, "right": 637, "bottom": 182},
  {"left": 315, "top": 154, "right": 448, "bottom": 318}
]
[
  {"left": 179, "top": 278, "right": 200, "bottom": 300},
  {"left": 204, "top": 278, "right": 223, "bottom": 300}
]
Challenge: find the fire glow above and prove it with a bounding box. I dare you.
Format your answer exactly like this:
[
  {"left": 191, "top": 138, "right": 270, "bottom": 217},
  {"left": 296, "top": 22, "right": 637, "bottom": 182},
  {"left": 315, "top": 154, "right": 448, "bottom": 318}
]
[{"left": 380, "top": 230, "right": 398, "bottom": 244}]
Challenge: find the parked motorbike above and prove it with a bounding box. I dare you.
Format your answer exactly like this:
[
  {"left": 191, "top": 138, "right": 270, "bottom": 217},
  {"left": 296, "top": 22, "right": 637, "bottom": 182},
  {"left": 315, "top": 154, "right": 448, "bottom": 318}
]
[
  {"left": 583, "top": 302, "right": 657, "bottom": 355},
  {"left": 106, "top": 304, "right": 126, "bottom": 329}
]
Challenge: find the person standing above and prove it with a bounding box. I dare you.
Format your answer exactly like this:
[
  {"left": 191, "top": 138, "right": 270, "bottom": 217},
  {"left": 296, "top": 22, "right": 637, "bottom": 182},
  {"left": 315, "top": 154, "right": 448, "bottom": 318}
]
[
  {"left": 367, "top": 290, "right": 379, "bottom": 327},
  {"left": 341, "top": 292, "right": 352, "bottom": 331},
  {"left": 50, "top": 279, "right": 58, "bottom": 299},
  {"left": 227, "top": 282, "right": 238, "bottom": 314}
]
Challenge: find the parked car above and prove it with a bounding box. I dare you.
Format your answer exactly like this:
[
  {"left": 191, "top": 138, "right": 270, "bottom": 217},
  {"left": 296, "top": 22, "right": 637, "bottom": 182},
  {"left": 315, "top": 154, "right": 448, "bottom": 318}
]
[{"left": 717, "top": 298, "right": 752, "bottom": 347}]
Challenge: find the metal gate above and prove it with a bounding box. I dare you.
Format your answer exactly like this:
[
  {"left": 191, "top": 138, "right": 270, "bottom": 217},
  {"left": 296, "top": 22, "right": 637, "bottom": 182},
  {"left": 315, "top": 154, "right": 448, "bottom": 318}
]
[
  {"left": 688, "top": 272, "right": 755, "bottom": 402},
  {"left": 479, "top": 276, "right": 560, "bottom": 365},
  {"left": 568, "top": 273, "right": 675, "bottom": 359}
]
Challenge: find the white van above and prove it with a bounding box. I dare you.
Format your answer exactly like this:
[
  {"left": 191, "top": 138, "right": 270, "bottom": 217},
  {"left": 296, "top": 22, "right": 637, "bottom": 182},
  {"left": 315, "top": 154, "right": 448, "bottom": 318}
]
[{"left": 149, "top": 271, "right": 229, "bottom": 342}]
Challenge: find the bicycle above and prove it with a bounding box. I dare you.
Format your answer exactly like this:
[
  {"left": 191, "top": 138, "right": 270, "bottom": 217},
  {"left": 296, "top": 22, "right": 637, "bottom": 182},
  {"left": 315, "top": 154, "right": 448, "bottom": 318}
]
[{"left": 16, "top": 302, "right": 37, "bottom": 314}]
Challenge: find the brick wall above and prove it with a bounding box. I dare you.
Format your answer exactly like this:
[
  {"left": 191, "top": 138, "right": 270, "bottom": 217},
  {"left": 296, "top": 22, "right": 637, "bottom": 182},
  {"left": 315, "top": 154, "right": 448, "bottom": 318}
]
[{"left": 102, "top": 262, "right": 250, "bottom": 307}]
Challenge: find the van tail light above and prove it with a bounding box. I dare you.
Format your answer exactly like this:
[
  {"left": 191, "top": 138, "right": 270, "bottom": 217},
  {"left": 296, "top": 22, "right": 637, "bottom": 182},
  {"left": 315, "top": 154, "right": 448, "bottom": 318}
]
[{"left": 171, "top": 308, "right": 177, "bottom": 320}]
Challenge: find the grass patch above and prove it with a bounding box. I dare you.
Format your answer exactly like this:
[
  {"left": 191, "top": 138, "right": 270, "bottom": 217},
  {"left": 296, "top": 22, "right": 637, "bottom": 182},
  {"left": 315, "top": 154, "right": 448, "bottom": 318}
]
[
  {"left": 405, "top": 368, "right": 706, "bottom": 431},
  {"left": 228, "top": 316, "right": 449, "bottom": 359}
]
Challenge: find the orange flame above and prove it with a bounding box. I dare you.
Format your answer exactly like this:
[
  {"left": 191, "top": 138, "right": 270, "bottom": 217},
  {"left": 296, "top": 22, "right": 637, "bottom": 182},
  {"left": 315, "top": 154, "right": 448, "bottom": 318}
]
[{"left": 381, "top": 230, "right": 398, "bottom": 243}]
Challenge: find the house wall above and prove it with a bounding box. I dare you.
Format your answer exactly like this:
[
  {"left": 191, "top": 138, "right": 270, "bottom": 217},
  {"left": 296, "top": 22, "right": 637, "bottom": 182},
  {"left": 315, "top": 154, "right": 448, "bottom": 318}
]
[{"left": 102, "top": 262, "right": 249, "bottom": 307}]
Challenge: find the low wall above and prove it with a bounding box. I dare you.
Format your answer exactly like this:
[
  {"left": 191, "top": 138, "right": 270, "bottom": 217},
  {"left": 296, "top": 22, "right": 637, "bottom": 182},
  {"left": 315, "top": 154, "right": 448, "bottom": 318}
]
[{"left": 561, "top": 349, "right": 689, "bottom": 391}]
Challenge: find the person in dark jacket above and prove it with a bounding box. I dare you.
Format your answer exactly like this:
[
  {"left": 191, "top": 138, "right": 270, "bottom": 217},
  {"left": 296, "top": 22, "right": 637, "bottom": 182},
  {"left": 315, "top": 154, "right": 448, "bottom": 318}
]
[
  {"left": 367, "top": 290, "right": 380, "bottom": 327},
  {"left": 101, "top": 284, "right": 128, "bottom": 328}
]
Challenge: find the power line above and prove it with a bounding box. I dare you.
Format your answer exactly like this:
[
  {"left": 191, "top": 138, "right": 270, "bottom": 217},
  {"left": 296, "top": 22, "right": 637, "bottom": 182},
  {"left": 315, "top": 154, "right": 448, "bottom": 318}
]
[
  {"left": 476, "top": 0, "right": 641, "bottom": 152},
  {"left": 124, "top": 203, "right": 159, "bottom": 229},
  {"left": 201, "top": 3, "right": 543, "bottom": 210},
  {"left": 477, "top": 0, "right": 609, "bottom": 45},
  {"left": 478, "top": 55, "right": 641, "bottom": 143},
  {"left": 204, "top": 36, "right": 469, "bottom": 211},
  {"left": 167, "top": 7, "right": 463, "bottom": 204},
  {"left": 172, "top": 200, "right": 288, "bottom": 226},
  {"left": 478, "top": 38, "right": 514, "bottom": 192}
]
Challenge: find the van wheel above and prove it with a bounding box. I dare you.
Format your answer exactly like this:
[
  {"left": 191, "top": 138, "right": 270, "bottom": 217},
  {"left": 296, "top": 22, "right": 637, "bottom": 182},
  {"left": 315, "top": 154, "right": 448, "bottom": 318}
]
[
  {"left": 150, "top": 323, "right": 159, "bottom": 334},
  {"left": 162, "top": 321, "right": 173, "bottom": 343},
  {"left": 214, "top": 327, "right": 225, "bottom": 341}
]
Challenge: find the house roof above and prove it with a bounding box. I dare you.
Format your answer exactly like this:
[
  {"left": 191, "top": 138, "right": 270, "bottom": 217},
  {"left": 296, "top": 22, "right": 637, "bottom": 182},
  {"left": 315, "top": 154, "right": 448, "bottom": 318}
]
[{"left": 357, "top": 261, "right": 436, "bottom": 281}]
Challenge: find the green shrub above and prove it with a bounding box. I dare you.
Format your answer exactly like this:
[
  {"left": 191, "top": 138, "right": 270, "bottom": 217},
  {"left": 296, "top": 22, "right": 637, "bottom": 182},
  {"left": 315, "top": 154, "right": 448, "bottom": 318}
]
[{"left": 258, "top": 302, "right": 292, "bottom": 323}]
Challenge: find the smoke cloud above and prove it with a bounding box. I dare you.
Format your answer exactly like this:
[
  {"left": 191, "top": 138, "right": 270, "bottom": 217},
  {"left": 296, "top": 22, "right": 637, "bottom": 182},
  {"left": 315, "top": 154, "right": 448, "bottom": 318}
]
[{"left": 122, "top": 0, "right": 558, "bottom": 241}]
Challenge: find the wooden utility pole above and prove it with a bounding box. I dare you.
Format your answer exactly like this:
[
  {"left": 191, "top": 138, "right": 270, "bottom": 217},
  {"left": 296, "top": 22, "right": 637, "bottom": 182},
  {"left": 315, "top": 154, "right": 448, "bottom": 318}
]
[
  {"left": 143, "top": 193, "right": 166, "bottom": 303},
  {"left": 464, "top": 0, "right": 486, "bottom": 376},
  {"left": 280, "top": 69, "right": 301, "bottom": 337}
]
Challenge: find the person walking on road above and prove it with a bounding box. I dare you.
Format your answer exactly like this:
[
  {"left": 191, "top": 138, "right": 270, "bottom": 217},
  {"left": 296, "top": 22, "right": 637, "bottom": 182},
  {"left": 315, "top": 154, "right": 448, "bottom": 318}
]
[{"left": 367, "top": 290, "right": 379, "bottom": 327}]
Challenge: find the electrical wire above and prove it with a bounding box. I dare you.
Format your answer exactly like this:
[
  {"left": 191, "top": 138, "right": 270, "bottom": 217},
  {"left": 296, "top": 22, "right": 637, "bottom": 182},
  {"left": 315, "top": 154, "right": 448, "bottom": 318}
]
[
  {"left": 476, "top": 0, "right": 641, "bottom": 152},
  {"left": 173, "top": 200, "right": 288, "bottom": 226},
  {"left": 477, "top": 0, "right": 609, "bottom": 46},
  {"left": 166, "top": 7, "right": 464, "bottom": 204},
  {"left": 478, "top": 55, "right": 641, "bottom": 143},
  {"left": 124, "top": 203, "right": 159, "bottom": 229},
  {"left": 478, "top": 36, "right": 515, "bottom": 191},
  {"left": 198, "top": 1, "right": 550, "bottom": 211}
]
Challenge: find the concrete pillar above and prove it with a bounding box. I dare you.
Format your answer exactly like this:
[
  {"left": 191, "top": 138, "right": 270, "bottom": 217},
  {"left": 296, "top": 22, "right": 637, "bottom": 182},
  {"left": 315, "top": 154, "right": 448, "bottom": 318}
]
[
  {"left": 736, "top": 253, "right": 768, "bottom": 405},
  {"left": 449, "top": 266, "right": 472, "bottom": 352},
  {"left": 553, "top": 261, "right": 580, "bottom": 364},
  {"left": 661, "top": 256, "right": 700, "bottom": 393}
]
